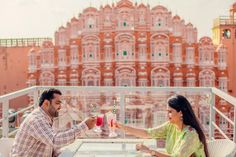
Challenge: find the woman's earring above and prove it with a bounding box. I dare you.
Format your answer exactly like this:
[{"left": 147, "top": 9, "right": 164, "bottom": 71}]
[{"left": 180, "top": 115, "right": 183, "bottom": 121}]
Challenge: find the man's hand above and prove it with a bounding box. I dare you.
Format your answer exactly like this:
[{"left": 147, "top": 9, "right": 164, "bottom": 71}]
[{"left": 85, "top": 117, "right": 96, "bottom": 129}]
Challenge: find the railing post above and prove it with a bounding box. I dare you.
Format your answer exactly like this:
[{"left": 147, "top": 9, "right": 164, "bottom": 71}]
[
  {"left": 209, "top": 92, "right": 215, "bottom": 141},
  {"left": 2, "top": 99, "right": 9, "bottom": 138},
  {"left": 234, "top": 106, "right": 236, "bottom": 142},
  {"left": 119, "top": 93, "right": 126, "bottom": 151},
  {"left": 33, "top": 88, "right": 39, "bottom": 109},
  {"left": 119, "top": 94, "right": 125, "bottom": 124}
]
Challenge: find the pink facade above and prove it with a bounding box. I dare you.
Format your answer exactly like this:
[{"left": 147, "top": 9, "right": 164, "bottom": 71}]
[
  {"left": 213, "top": 2, "right": 236, "bottom": 97},
  {"left": 0, "top": 38, "right": 50, "bottom": 110},
  {"left": 28, "top": 0, "right": 228, "bottom": 91}
]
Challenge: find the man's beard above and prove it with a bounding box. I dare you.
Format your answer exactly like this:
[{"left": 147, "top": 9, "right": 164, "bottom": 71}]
[{"left": 49, "top": 104, "right": 59, "bottom": 117}]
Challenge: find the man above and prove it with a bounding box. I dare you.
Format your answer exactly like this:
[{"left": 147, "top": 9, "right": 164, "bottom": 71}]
[{"left": 11, "top": 88, "right": 96, "bottom": 157}]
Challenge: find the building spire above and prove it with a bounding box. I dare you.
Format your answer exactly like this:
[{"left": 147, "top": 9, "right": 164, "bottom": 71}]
[{"left": 100, "top": 0, "right": 103, "bottom": 8}]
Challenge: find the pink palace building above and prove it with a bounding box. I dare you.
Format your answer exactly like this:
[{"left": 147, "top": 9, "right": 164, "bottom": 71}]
[{"left": 27, "top": 0, "right": 228, "bottom": 92}]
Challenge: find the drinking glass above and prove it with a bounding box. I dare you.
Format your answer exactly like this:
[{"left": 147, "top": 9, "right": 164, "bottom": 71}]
[{"left": 93, "top": 115, "right": 103, "bottom": 133}]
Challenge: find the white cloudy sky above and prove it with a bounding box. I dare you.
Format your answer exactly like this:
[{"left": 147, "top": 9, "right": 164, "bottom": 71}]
[{"left": 0, "top": 0, "right": 235, "bottom": 40}]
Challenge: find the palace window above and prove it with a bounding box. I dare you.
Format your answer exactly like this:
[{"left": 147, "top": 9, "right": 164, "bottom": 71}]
[
  {"left": 123, "top": 50, "right": 127, "bottom": 56},
  {"left": 222, "top": 29, "right": 231, "bottom": 39}
]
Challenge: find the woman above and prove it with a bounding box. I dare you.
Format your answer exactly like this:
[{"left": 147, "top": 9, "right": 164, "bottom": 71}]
[{"left": 116, "top": 95, "right": 209, "bottom": 157}]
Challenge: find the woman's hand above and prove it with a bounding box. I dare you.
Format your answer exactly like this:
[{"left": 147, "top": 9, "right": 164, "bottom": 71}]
[
  {"left": 150, "top": 150, "right": 158, "bottom": 156},
  {"left": 136, "top": 144, "right": 159, "bottom": 157},
  {"left": 115, "top": 121, "right": 124, "bottom": 130},
  {"left": 150, "top": 150, "right": 171, "bottom": 157},
  {"left": 136, "top": 144, "right": 151, "bottom": 153}
]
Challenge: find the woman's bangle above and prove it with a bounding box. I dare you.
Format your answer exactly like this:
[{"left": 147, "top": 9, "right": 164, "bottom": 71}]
[{"left": 150, "top": 150, "right": 156, "bottom": 156}]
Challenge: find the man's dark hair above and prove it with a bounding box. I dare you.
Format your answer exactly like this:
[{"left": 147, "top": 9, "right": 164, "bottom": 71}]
[{"left": 39, "top": 88, "right": 62, "bottom": 107}]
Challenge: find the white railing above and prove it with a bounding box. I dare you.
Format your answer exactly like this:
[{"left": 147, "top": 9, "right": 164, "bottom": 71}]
[
  {"left": 0, "top": 86, "right": 235, "bottom": 143},
  {"left": 211, "top": 88, "right": 236, "bottom": 142},
  {"left": 0, "top": 86, "right": 39, "bottom": 137}
]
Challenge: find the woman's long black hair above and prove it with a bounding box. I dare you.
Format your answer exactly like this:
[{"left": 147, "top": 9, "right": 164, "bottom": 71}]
[{"left": 168, "top": 95, "right": 209, "bottom": 157}]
